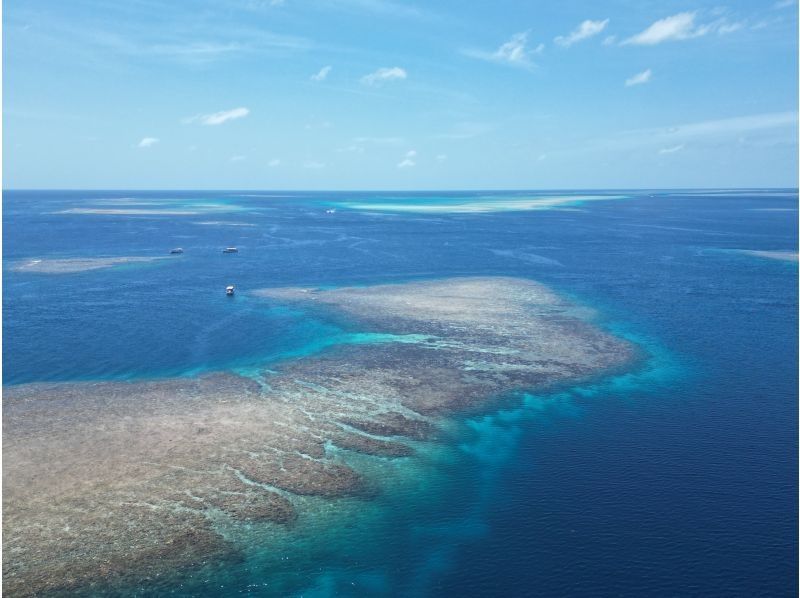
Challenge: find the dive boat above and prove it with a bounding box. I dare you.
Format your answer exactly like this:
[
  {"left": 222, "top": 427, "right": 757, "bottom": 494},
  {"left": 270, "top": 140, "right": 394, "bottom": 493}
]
[
  {"left": 226, "top": 285, "right": 235, "bottom": 296},
  {"left": 170, "top": 248, "right": 184, "bottom": 254},
  {"left": 222, "top": 247, "right": 238, "bottom": 253}
]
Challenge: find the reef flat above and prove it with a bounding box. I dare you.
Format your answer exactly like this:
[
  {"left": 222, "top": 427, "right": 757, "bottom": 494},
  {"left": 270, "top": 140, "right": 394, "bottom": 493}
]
[
  {"left": 736, "top": 249, "right": 798, "bottom": 262},
  {"left": 11, "top": 256, "right": 172, "bottom": 274},
  {"left": 3, "top": 277, "right": 635, "bottom": 595},
  {"left": 335, "top": 195, "right": 625, "bottom": 214}
]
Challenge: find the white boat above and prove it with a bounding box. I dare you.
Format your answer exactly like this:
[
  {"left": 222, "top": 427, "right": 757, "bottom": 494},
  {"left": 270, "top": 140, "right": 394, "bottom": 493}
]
[
  {"left": 226, "top": 285, "right": 235, "bottom": 296},
  {"left": 325, "top": 208, "right": 336, "bottom": 214},
  {"left": 222, "top": 247, "right": 238, "bottom": 253},
  {"left": 170, "top": 248, "right": 184, "bottom": 254}
]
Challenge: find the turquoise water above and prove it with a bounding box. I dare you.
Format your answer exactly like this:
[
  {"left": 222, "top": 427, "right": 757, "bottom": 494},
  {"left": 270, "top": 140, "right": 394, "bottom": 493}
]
[{"left": 3, "top": 189, "right": 797, "bottom": 596}]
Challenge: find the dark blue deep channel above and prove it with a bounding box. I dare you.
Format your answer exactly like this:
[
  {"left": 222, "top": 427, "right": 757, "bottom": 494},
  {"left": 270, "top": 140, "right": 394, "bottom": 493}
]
[{"left": 3, "top": 189, "right": 797, "bottom": 596}]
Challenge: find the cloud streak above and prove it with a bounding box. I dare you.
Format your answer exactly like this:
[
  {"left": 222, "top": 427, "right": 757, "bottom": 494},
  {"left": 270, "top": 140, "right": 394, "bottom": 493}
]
[
  {"left": 659, "top": 144, "right": 684, "bottom": 154},
  {"left": 398, "top": 149, "right": 416, "bottom": 168},
  {"left": 593, "top": 111, "right": 798, "bottom": 153},
  {"left": 625, "top": 68, "right": 652, "bottom": 86},
  {"left": 555, "top": 19, "right": 609, "bottom": 47},
  {"left": 361, "top": 66, "right": 407, "bottom": 85},
  {"left": 311, "top": 65, "right": 332, "bottom": 81},
  {"left": 185, "top": 107, "right": 250, "bottom": 125},
  {"left": 623, "top": 12, "right": 702, "bottom": 45},
  {"left": 462, "top": 32, "right": 542, "bottom": 69},
  {"left": 622, "top": 11, "right": 744, "bottom": 45},
  {"left": 138, "top": 137, "right": 159, "bottom": 148}
]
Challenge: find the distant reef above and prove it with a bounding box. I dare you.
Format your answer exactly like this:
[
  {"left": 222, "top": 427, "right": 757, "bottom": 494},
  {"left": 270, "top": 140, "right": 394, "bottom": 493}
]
[
  {"left": 2, "top": 277, "right": 636, "bottom": 595},
  {"left": 735, "top": 249, "right": 798, "bottom": 263},
  {"left": 11, "top": 256, "right": 172, "bottom": 274}
]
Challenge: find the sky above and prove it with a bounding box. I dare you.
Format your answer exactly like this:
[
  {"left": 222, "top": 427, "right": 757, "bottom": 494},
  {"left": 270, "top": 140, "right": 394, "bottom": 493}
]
[{"left": 3, "top": 0, "right": 799, "bottom": 190}]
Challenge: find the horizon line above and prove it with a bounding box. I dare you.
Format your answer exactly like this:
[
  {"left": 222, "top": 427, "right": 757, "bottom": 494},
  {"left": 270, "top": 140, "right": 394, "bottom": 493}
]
[{"left": 4, "top": 187, "right": 798, "bottom": 193}]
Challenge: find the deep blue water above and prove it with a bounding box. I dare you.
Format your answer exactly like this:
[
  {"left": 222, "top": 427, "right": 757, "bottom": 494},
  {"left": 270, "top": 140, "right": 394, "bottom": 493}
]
[{"left": 3, "top": 189, "right": 797, "bottom": 596}]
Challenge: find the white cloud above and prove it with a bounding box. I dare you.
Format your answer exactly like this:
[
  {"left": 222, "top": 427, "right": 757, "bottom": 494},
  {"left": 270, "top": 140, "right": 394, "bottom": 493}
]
[
  {"left": 361, "top": 66, "right": 407, "bottom": 85},
  {"left": 462, "top": 32, "right": 542, "bottom": 69},
  {"left": 304, "top": 160, "right": 326, "bottom": 169},
  {"left": 184, "top": 107, "right": 250, "bottom": 125},
  {"left": 311, "top": 65, "right": 332, "bottom": 81},
  {"left": 717, "top": 22, "right": 744, "bottom": 34},
  {"left": 625, "top": 68, "right": 652, "bottom": 87},
  {"left": 622, "top": 12, "right": 747, "bottom": 45},
  {"left": 397, "top": 149, "right": 417, "bottom": 168},
  {"left": 268, "top": 158, "right": 281, "bottom": 167},
  {"left": 622, "top": 12, "right": 703, "bottom": 45},
  {"left": 436, "top": 154, "right": 447, "bottom": 161},
  {"left": 138, "top": 137, "right": 159, "bottom": 148},
  {"left": 602, "top": 35, "right": 617, "bottom": 46},
  {"left": 537, "top": 153, "right": 547, "bottom": 161},
  {"left": 554, "top": 19, "right": 609, "bottom": 47},
  {"left": 494, "top": 32, "right": 533, "bottom": 63},
  {"left": 774, "top": 0, "right": 796, "bottom": 9},
  {"left": 230, "top": 155, "right": 246, "bottom": 162},
  {"left": 659, "top": 144, "right": 684, "bottom": 154}
]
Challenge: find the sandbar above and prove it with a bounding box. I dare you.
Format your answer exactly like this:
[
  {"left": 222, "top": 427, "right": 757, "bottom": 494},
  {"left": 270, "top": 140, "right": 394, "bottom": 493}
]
[{"left": 11, "top": 256, "right": 172, "bottom": 274}]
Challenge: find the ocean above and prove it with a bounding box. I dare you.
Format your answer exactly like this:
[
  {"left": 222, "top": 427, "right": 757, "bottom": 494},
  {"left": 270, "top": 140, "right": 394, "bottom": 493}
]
[{"left": 3, "top": 189, "right": 797, "bottom": 596}]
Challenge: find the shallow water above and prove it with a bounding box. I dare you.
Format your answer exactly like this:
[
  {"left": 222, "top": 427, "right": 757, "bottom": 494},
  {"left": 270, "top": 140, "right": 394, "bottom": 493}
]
[{"left": 3, "top": 189, "right": 798, "bottom": 596}]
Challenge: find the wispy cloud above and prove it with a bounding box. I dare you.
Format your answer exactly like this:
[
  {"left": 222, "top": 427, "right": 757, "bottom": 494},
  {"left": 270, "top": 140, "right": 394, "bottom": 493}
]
[
  {"left": 602, "top": 35, "right": 617, "bottom": 46},
  {"left": 311, "top": 65, "right": 332, "bottom": 81},
  {"left": 592, "top": 111, "right": 798, "bottom": 153},
  {"left": 625, "top": 68, "right": 652, "bottom": 87},
  {"left": 229, "top": 155, "right": 246, "bottom": 162},
  {"left": 397, "top": 149, "right": 416, "bottom": 168},
  {"left": 622, "top": 12, "right": 702, "bottom": 45},
  {"left": 659, "top": 144, "right": 684, "bottom": 154},
  {"left": 554, "top": 19, "right": 609, "bottom": 47},
  {"left": 361, "top": 66, "right": 407, "bottom": 85},
  {"left": 436, "top": 154, "right": 447, "bottom": 162},
  {"left": 317, "top": 0, "right": 431, "bottom": 20},
  {"left": 774, "top": 0, "right": 796, "bottom": 9},
  {"left": 717, "top": 21, "right": 745, "bottom": 34},
  {"left": 462, "top": 32, "right": 543, "bottom": 69},
  {"left": 184, "top": 107, "right": 250, "bottom": 125},
  {"left": 138, "top": 137, "right": 159, "bottom": 148},
  {"left": 18, "top": 12, "right": 316, "bottom": 69},
  {"left": 268, "top": 158, "right": 281, "bottom": 167},
  {"left": 304, "top": 160, "right": 326, "bottom": 169},
  {"left": 655, "top": 112, "right": 798, "bottom": 137},
  {"left": 622, "top": 11, "right": 745, "bottom": 45}
]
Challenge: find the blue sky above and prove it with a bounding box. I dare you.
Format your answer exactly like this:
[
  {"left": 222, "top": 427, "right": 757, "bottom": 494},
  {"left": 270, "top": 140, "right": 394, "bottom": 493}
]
[{"left": 4, "top": 0, "right": 798, "bottom": 189}]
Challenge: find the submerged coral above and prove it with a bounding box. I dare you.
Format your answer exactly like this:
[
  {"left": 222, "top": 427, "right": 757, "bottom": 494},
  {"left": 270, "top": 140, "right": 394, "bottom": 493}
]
[{"left": 3, "top": 277, "right": 635, "bottom": 595}]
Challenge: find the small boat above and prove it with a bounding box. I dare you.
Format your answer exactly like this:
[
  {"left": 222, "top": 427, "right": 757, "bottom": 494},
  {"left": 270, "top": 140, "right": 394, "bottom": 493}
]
[
  {"left": 222, "top": 247, "right": 238, "bottom": 253},
  {"left": 325, "top": 208, "right": 336, "bottom": 214},
  {"left": 170, "top": 248, "right": 184, "bottom": 254},
  {"left": 226, "top": 285, "right": 235, "bottom": 296}
]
